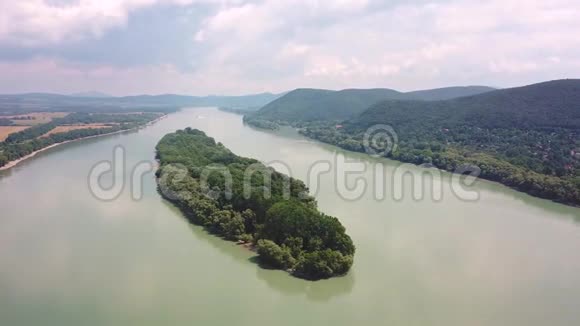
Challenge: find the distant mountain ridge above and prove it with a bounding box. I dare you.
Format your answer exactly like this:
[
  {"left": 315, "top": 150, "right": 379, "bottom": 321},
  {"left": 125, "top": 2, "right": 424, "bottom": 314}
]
[
  {"left": 0, "top": 92, "right": 283, "bottom": 114},
  {"left": 70, "top": 91, "right": 113, "bottom": 98},
  {"left": 248, "top": 85, "right": 495, "bottom": 123},
  {"left": 404, "top": 86, "right": 496, "bottom": 101},
  {"left": 119, "top": 92, "right": 282, "bottom": 108},
  {"left": 351, "top": 79, "right": 580, "bottom": 130}
]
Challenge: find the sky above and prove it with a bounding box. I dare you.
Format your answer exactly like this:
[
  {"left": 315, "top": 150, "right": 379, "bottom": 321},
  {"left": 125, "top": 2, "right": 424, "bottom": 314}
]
[{"left": 0, "top": 0, "right": 579, "bottom": 96}]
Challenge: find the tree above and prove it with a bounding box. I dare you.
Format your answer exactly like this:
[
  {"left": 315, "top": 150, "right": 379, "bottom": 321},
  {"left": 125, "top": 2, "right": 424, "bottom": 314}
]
[
  {"left": 256, "top": 239, "right": 295, "bottom": 269},
  {"left": 295, "top": 249, "right": 353, "bottom": 280},
  {"left": 224, "top": 212, "right": 245, "bottom": 240}
]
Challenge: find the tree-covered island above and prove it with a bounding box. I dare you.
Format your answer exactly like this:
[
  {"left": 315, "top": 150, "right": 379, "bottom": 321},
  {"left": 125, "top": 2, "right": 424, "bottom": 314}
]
[{"left": 155, "top": 128, "right": 355, "bottom": 280}]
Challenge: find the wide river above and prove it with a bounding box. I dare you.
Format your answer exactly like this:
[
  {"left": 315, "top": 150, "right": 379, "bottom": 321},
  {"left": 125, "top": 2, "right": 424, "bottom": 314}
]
[{"left": 1, "top": 108, "right": 579, "bottom": 326}]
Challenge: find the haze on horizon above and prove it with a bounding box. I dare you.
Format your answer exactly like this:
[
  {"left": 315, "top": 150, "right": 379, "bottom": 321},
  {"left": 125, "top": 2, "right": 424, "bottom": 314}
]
[{"left": 0, "top": 0, "right": 579, "bottom": 96}]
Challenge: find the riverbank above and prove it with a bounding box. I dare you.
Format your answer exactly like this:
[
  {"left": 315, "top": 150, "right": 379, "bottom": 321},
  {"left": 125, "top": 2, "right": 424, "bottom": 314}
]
[
  {"left": 243, "top": 118, "right": 579, "bottom": 207},
  {"left": 299, "top": 130, "right": 580, "bottom": 208},
  {"left": 0, "top": 114, "right": 167, "bottom": 171}
]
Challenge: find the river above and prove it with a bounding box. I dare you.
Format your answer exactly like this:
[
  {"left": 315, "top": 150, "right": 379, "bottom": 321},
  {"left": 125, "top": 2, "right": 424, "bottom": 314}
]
[{"left": 1, "top": 108, "right": 579, "bottom": 326}]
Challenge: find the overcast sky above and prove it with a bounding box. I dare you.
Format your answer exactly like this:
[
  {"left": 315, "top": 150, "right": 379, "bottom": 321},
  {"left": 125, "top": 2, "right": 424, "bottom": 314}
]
[{"left": 0, "top": 0, "right": 579, "bottom": 96}]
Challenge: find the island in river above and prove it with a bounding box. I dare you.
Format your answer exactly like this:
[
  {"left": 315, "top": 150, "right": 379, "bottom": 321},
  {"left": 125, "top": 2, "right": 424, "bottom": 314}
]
[{"left": 155, "top": 127, "right": 355, "bottom": 280}]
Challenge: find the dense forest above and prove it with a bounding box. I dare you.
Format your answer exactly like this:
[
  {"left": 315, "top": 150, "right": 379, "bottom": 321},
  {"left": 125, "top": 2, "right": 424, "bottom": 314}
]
[
  {"left": 244, "top": 85, "right": 494, "bottom": 125},
  {"left": 156, "top": 128, "right": 355, "bottom": 280},
  {"left": 218, "top": 106, "right": 261, "bottom": 115},
  {"left": 0, "top": 112, "right": 163, "bottom": 168},
  {"left": 300, "top": 79, "right": 580, "bottom": 206}
]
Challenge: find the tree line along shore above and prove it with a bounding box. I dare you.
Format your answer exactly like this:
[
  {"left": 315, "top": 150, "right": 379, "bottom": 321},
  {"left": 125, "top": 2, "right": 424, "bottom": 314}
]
[{"left": 0, "top": 112, "right": 168, "bottom": 170}]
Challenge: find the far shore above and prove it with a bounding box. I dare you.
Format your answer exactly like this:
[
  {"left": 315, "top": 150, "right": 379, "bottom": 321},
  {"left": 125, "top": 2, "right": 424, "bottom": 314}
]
[{"left": 0, "top": 114, "right": 168, "bottom": 172}]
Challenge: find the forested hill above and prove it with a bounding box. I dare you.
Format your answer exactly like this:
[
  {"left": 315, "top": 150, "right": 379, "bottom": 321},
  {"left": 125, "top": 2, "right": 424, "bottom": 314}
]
[
  {"left": 352, "top": 79, "right": 580, "bottom": 130},
  {"left": 246, "top": 85, "right": 494, "bottom": 124},
  {"left": 249, "top": 88, "right": 403, "bottom": 122},
  {"left": 300, "top": 79, "right": 580, "bottom": 206},
  {"left": 0, "top": 92, "right": 282, "bottom": 114},
  {"left": 156, "top": 128, "right": 355, "bottom": 280},
  {"left": 404, "top": 86, "right": 496, "bottom": 101}
]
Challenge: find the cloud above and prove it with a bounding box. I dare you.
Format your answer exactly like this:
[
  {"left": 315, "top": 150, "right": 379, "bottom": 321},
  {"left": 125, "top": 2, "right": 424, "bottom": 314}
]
[
  {"left": 187, "top": 0, "right": 580, "bottom": 91},
  {"left": 489, "top": 60, "right": 539, "bottom": 74},
  {"left": 0, "top": 0, "right": 203, "bottom": 45},
  {"left": 0, "top": 0, "right": 579, "bottom": 94}
]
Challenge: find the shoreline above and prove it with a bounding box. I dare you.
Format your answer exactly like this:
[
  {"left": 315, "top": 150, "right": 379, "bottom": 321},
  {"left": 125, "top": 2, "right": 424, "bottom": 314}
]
[
  {"left": 306, "top": 133, "right": 580, "bottom": 208},
  {"left": 0, "top": 114, "right": 167, "bottom": 172},
  {"left": 241, "top": 119, "right": 579, "bottom": 208}
]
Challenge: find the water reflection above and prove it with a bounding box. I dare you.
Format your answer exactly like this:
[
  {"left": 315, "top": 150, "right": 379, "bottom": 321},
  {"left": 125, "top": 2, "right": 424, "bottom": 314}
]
[
  {"left": 293, "top": 131, "right": 580, "bottom": 223},
  {"left": 160, "top": 199, "right": 355, "bottom": 302},
  {"left": 253, "top": 262, "right": 355, "bottom": 302}
]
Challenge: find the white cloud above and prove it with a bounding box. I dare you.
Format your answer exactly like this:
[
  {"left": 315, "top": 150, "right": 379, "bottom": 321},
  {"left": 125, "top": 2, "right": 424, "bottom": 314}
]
[
  {"left": 1, "top": 0, "right": 579, "bottom": 94},
  {"left": 193, "top": 0, "right": 580, "bottom": 91},
  {"left": 489, "top": 60, "right": 540, "bottom": 74},
  {"left": 0, "top": 0, "right": 205, "bottom": 45},
  {"left": 280, "top": 43, "right": 311, "bottom": 57}
]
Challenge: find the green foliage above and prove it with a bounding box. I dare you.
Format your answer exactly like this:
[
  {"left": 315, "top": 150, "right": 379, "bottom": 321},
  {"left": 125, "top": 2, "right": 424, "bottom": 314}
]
[
  {"left": 404, "top": 86, "right": 496, "bottom": 101},
  {"left": 218, "top": 107, "right": 261, "bottom": 115},
  {"left": 246, "top": 88, "right": 403, "bottom": 124},
  {"left": 352, "top": 79, "right": 580, "bottom": 130},
  {"left": 223, "top": 211, "right": 246, "bottom": 240},
  {"left": 5, "top": 122, "right": 58, "bottom": 143},
  {"left": 295, "top": 249, "right": 354, "bottom": 280},
  {"left": 245, "top": 86, "right": 494, "bottom": 125},
  {"left": 0, "top": 112, "right": 163, "bottom": 168},
  {"left": 261, "top": 201, "right": 355, "bottom": 256},
  {"left": 299, "top": 79, "right": 580, "bottom": 206},
  {"left": 243, "top": 118, "right": 280, "bottom": 130},
  {"left": 61, "top": 112, "right": 161, "bottom": 125},
  {"left": 156, "top": 128, "right": 355, "bottom": 279},
  {"left": 256, "top": 239, "right": 296, "bottom": 269}
]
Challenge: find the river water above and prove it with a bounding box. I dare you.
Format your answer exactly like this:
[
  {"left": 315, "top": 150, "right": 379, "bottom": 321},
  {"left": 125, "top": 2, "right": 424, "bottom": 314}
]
[{"left": 1, "top": 108, "right": 579, "bottom": 326}]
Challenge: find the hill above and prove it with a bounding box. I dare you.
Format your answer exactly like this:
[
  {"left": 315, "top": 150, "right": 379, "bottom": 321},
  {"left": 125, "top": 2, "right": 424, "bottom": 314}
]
[
  {"left": 70, "top": 91, "right": 112, "bottom": 98},
  {"left": 404, "top": 86, "right": 496, "bottom": 101},
  {"left": 246, "top": 85, "right": 494, "bottom": 125},
  {"left": 248, "top": 88, "right": 403, "bottom": 122},
  {"left": 0, "top": 92, "right": 282, "bottom": 114},
  {"left": 352, "top": 80, "right": 579, "bottom": 129},
  {"left": 301, "top": 79, "right": 580, "bottom": 205}
]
